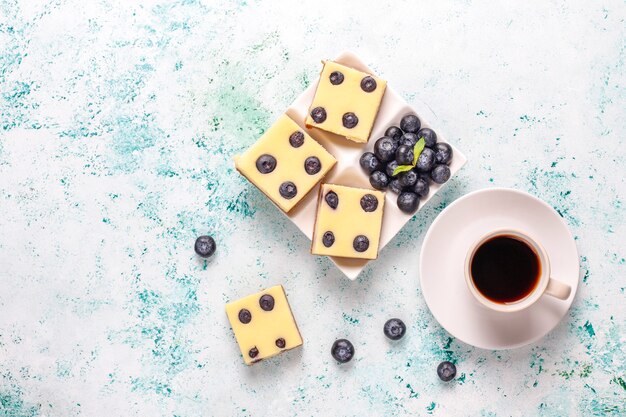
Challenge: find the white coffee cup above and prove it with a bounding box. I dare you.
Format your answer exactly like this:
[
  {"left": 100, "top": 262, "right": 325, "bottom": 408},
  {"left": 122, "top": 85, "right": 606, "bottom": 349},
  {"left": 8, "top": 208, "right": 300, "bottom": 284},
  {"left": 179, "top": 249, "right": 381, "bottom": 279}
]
[{"left": 464, "top": 228, "right": 572, "bottom": 313}]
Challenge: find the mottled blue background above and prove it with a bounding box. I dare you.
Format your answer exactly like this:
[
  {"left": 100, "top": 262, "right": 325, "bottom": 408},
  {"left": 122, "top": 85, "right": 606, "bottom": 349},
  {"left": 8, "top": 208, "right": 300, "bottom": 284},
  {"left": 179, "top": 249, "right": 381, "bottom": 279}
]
[{"left": 0, "top": 0, "right": 624, "bottom": 416}]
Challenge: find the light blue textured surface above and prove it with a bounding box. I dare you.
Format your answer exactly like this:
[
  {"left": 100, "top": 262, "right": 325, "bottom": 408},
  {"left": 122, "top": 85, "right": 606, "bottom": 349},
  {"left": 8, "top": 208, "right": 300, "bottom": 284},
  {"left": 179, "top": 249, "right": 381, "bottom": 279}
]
[{"left": 1, "top": 0, "right": 625, "bottom": 416}]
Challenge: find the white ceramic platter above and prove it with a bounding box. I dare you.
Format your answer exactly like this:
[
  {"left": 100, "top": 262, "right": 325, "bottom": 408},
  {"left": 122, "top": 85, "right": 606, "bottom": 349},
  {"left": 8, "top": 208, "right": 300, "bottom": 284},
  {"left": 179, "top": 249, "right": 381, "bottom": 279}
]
[
  {"left": 282, "top": 51, "right": 467, "bottom": 279},
  {"left": 420, "top": 188, "right": 580, "bottom": 349}
]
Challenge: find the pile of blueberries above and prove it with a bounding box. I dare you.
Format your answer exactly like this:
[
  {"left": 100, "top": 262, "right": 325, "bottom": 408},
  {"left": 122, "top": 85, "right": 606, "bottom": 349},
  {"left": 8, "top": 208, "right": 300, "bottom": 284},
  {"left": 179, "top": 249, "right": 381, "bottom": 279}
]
[{"left": 360, "top": 114, "right": 453, "bottom": 213}]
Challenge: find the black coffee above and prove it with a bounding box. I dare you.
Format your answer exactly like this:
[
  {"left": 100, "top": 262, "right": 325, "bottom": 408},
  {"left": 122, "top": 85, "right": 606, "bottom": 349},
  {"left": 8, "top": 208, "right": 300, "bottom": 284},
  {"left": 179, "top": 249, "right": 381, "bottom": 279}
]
[{"left": 470, "top": 235, "right": 541, "bottom": 304}]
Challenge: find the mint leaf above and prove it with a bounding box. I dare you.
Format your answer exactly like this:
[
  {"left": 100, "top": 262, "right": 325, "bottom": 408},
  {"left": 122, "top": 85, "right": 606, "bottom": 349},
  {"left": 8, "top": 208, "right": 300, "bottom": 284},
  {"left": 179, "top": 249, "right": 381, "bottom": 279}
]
[
  {"left": 412, "top": 138, "right": 426, "bottom": 166},
  {"left": 392, "top": 164, "right": 414, "bottom": 176},
  {"left": 392, "top": 138, "right": 426, "bottom": 176}
]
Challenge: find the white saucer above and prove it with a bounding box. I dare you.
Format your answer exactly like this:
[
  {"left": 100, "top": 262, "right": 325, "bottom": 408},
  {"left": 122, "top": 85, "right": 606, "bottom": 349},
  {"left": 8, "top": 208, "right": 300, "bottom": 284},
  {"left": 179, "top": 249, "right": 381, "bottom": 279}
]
[{"left": 419, "top": 188, "right": 579, "bottom": 350}]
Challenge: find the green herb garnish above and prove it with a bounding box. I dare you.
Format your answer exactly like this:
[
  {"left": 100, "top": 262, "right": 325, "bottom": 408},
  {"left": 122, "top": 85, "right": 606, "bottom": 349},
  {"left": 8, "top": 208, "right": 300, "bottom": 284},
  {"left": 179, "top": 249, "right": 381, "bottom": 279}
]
[
  {"left": 392, "top": 138, "right": 426, "bottom": 176},
  {"left": 392, "top": 165, "right": 414, "bottom": 175}
]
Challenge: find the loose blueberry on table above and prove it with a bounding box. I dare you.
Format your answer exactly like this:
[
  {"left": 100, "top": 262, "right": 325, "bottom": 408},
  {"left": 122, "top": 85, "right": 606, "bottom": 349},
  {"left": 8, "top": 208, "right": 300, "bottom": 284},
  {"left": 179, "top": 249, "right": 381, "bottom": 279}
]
[
  {"left": 194, "top": 235, "right": 216, "bottom": 258},
  {"left": 437, "top": 361, "right": 457, "bottom": 382},
  {"left": 359, "top": 114, "right": 454, "bottom": 213},
  {"left": 383, "top": 318, "right": 406, "bottom": 340},
  {"left": 331, "top": 339, "right": 355, "bottom": 363}
]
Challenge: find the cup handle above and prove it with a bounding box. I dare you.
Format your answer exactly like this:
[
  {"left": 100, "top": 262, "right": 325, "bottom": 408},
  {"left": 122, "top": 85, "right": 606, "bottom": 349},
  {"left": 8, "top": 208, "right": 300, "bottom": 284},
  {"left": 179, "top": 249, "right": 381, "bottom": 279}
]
[{"left": 545, "top": 278, "right": 572, "bottom": 300}]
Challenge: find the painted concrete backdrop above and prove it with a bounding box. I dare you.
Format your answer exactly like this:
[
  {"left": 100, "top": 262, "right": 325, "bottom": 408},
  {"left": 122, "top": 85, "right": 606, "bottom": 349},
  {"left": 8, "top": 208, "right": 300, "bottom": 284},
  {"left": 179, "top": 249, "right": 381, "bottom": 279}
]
[{"left": 1, "top": 0, "right": 625, "bottom": 416}]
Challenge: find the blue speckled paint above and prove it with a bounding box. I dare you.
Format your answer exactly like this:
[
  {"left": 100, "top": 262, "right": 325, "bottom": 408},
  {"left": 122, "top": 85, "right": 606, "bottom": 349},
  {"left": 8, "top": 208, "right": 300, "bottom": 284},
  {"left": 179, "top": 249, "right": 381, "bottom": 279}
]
[{"left": 1, "top": 0, "right": 625, "bottom": 416}]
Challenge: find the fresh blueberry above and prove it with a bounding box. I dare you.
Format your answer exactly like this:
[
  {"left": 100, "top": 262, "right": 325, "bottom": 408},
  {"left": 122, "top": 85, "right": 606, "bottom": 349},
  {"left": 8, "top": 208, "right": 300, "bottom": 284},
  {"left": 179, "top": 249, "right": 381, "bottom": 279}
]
[
  {"left": 417, "top": 170, "right": 432, "bottom": 183},
  {"left": 396, "top": 145, "right": 414, "bottom": 165},
  {"left": 325, "top": 191, "right": 338, "bottom": 209},
  {"left": 385, "top": 126, "right": 403, "bottom": 141},
  {"left": 255, "top": 154, "right": 277, "bottom": 174},
  {"left": 434, "top": 142, "right": 453, "bottom": 165},
  {"left": 310, "top": 107, "right": 327, "bottom": 123},
  {"left": 390, "top": 136, "right": 402, "bottom": 149},
  {"left": 431, "top": 164, "right": 451, "bottom": 184},
  {"left": 369, "top": 171, "right": 389, "bottom": 190},
  {"left": 329, "top": 71, "right": 344, "bottom": 85},
  {"left": 400, "top": 114, "right": 421, "bottom": 133},
  {"left": 397, "top": 192, "right": 419, "bottom": 213},
  {"left": 413, "top": 178, "right": 430, "bottom": 197},
  {"left": 386, "top": 160, "right": 399, "bottom": 177},
  {"left": 289, "top": 131, "right": 305, "bottom": 148},
  {"left": 304, "top": 156, "right": 321, "bottom": 175},
  {"left": 417, "top": 128, "right": 437, "bottom": 148},
  {"left": 331, "top": 339, "right": 355, "bottom": 363},
  {"left": 398, "top": 170, "right": 418, "bottom": 188},
  {"left": 415, "top": 147, "right": 435, "bottom": 172},
  {"left": 322, "top": 231, "right": 335, "bottom": 247},
  {"left": 342, "top": 112, "right": 359, "bottom": 129},
  {"left": 437, "top": 361, "right": 457, "bottom": 382},
  {"left": 194, "top": 235, "right": 216, "bottom": 258},
  {"left": 383, "top": 318, "right": 407, "bottom": 340},
  {"left": 360, "top": 76, "right": 377, "bottom": 92},
  {"left": 353, "top": 235, "right": 369, "bottom": 252},
  {"left": 360, "top": 194, "right": 378, "bottom": 212},
  {"left": 238, "top": 308, "right": 252, "bottom": 324},
  {"left": 399, "top": 132, "right": 419, "bottom": 148},
  {"left": 275, "top": 338, "right": 286, "bottom": 348},
  {"left": 259, "top": 294, "right": 275, "bottom": 311},
  {"left": 279, "top": 181, "right": 297, "bottom": 199},
  {"left": 360, "top": 152, "right": 383, "bottom": 174},
  {"left": 374, "top": 136, "right": 397, "bottom": 163},
  {"left": 388, "top": 178, "right": 403, "bottom": 194}
]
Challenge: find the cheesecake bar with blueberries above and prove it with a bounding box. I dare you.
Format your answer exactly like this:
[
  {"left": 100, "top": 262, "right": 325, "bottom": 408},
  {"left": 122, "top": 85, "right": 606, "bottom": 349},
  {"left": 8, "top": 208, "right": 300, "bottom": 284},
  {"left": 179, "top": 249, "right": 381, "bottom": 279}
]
[
  {"left": 234, "top": 114, "right": 337, "bottom": 212},
  {"left": 305, "top": 61, "right": 387, "bottom": 143},
  {"left": 225, "top": 285, "right": 303, "bottom": 365},
  {"left": 311, "top": 183, "right": 385, "bottom": 260}
]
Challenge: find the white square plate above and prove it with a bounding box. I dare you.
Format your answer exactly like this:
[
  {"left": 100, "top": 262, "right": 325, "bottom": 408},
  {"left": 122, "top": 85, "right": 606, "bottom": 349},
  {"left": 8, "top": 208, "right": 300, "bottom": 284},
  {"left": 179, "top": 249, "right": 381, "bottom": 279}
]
[{"left": 282, "top": 52, "right": 467, "bottom": 279}]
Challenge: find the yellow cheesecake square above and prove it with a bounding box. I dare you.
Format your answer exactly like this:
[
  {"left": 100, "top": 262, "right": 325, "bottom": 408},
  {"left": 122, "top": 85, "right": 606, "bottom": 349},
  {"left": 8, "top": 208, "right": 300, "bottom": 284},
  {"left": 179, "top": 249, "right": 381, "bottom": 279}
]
[
  {"left": 225, "top": 285, "right": 303, "bottom": 365},
  {"left": 305, "top": 61, "right": 387, "bottom": 143},
  {"left": 311, "top": 184, "right": 385, "bottom": 260},
  {"left": 234, "top": 114, "right": 337, "bottom": 213}
]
